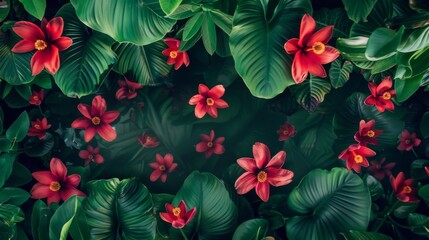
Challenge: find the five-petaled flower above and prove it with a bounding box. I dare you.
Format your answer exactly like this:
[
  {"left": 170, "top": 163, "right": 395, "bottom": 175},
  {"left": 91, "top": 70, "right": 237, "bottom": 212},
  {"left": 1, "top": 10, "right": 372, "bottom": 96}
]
[
  {"left": 397, "top": 130, "right": 421, "bottom": 151},
  {"left": 354, "top": 120, "right": 383, "bottom": 146},
  {"left": 115, "top": 78, "right": 143, "bottom": 100},
  {"left": 30, "top": 158, "right": 86, "bottom": 205},
  {"left": 79, "top": 145, "right": 104, "bottom": 166},
  {"left": 364, "top": 76, "right": 396, "bottom": 112},
  {"left": 162, "top": 38, "right": 190, "bottom": 70},
  {"left": 29, "top": 89, "right": 44, "bottom": 105},
  {"left": 367, "top": 158, "right": 396, "bottom": 181},
  {"left": 188, "top": 84, "right": 229, "bottom": 119},
  {"left": 71, "top": 95, "right": 120, "bottom": 142},
  {"left": 284, "top": 14, "right": 340, "bottom": 83},
  {"left": 149, "top": 153, "right": 177, "bottom": 183},
  {"left": 235, "top": 142, "right": 294, "bottom": 202},
  {"left": 160, "top": 200, "right": 196, "bottom": 229},
  {"left": 196, "top": 130, "right": 225, "bottom": 158},
  {"left": 390, "top": 172, "right": 419, "bottom": 203},
  {"left": 27, "top": 117, "right": 51, "bottom": 139},
  {"left": 276, "top": 122, "right": 296, "bottom": 141},
  {"left": 137, "top": 132, "right": 160, "bottom": 148},
  {"left": 12, "top": 17, "right": 72, "bottom": 75},
  {"left": 338, "top": 144, "right": 376, "bottom": 173}
]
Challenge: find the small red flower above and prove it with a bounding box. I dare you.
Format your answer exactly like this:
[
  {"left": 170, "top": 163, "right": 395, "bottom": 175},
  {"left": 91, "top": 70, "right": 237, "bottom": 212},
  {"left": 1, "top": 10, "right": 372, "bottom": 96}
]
[
  {"left": 149, "top": 153, "right": 177, "bottom": 183},
  {"left": 354, "top": 120, "right": 383, "bottom": 146},
  {"left": 196, "top": 130, "right": 225, "bottom": 158},
  {"left": 367, "top": 158, "right": 396, "bottom": 180},
  {"left": 27, "top": 118, "right": 51, "bottom": 139},
  {"left": 284, "top": 14, "right": 340, "bottom": 83},
  {"left": 12, "top": 17, "right": 72, "bottom": 75},
  {"left": 364, "top": 76, "right": 396, "bottom": 112},
  {"left": 390, "top": 172, "right": 419, "bottom": 203},
  {"left": 160, "top": 200, "right": 196, "bottom": 229},
  {"left": 425, "top": 166, "right": 429, "bottom": 176},
  {"left": 71, "top": 96, "right": 120, "bottom": 142},
  {"left": 397, "top": 130, "right": 421, "bottom": 151},
  {"left": 188, "top": 84, "right": 229, "bottom": 119},
  {"left": 338, "top": 144, "right": 376, "bottom": 173},
  {"left": 115, "top": 78, "right": 143, "bottom": 100},
  {"left": 235, "top": 142, "right": 294, "bottom": 202},
  {"left": 79, "top": 145, "right": 104, "bottom": 166},
  {"left": 276, "top": 122, "right": 296, "bottom": 141},
  {"left": 29, "top": 89, "right": 44, "bottom": 105},
  {"left": 30, "top": 158, "right": 86, "bottom": 205},
  {"left": 137, "top": 132, "right": 160, "bottom": 148},
  {"left": 162, "top": 38, "right": 190, "bottom": 70}
]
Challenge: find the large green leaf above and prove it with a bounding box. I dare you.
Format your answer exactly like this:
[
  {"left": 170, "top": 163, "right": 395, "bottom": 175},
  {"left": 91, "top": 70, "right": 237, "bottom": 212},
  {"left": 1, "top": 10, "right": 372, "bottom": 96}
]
[
  {"left": 18, "top": 0, "right": 46, "bottom": 20},
  {"left": 173, "top": 171, "right": 237, "bottom": 239},
  {"left": 329, "top": 59, "right": 353, "bottom": 89},
  {"left": 349, "top": 0, "right": 392, "bottom": 37},
  {"left": 395, "top": 45, "right": 429, "bottom": 80},
  {"left": 31, "top": 200, "right": 58, "bottom": 240},
  {"left": 290, "top": 75, "right": 331, "bottom": 111},
  {"left": 287, "top": 168, "right": 371, "bottom": 240},
  {"left": 336, "top": 37, "right": 370, "bottom": 62},
  {"left": 49, "top": 196, "right": 84, "bottom": 240},
  {"left": 365, "top": 27, "right": 404, "bottom": 61},
  {"left": 160, "top": 0, "right": 183, "bottom": 15},
  {"left": 342, "top": 0, "right": 377, "bottom": 23},
  {"left": 82, "top": 178, "right": 156, "bottom": 240},
  {"left": 5, "top": 111, "right": 29, "bottom": 143},
  {"left": 229, "top": 0, "right": 311, "bottom": 99},
  {"left": 70, "top": 0, "right": 176, "bottom": 45},
  {"left": 394, "top": 71, "right": 424, "bottom": 102},
  {"left": 232, "top": 219, "right": 270, "bottom": 240},
  {"left": 0, "top": 153, "right": 17, "bottom": 188},
  {"left": 54, "top": 4, "right": 117, "bottom": 97},
  {"left": 0, "top": 0, "right": 10, "bottom": 22},
  {"left": 407, "top": 213, "right": 429, "bottom": 237},
  {"left": 398, "top": 26, "right": 429, "bottom": 53},
  {"left": 339, "top": 230, "right": 392, "bottom": 240}
]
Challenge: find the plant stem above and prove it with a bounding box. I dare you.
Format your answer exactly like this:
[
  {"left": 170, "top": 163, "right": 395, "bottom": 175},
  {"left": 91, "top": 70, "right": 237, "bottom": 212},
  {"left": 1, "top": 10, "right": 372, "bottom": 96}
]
[
  {"left": 179, "top": 228, "right": 189, "bottom": 240},
  {"left": 411, "top": 148, "right": 419, "bottom": 158},
  {"left": 372, "top": 200, "right": 401, "bottom": 232}
]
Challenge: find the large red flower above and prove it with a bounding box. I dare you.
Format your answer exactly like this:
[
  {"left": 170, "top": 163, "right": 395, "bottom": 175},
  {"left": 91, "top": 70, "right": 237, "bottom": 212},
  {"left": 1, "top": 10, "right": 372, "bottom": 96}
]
[
  {"left": 284, "top": 14, "right": 339, "bottom": 83},
  {"left": 390, "top": 172, "right": 419, "bottom": 203},
  {"left": 234, "top": 142, "right": 294, "bottom": 202},
  {"left": 160, "top": 200, "right": 196, "bottom": 229},
  {"left": 79, "top": 145, "right": 104, "bottom": 166},
  {"left": 354, "top": 120, "right": 383, "bottom": 146},
  {"left": 71, "top": 96, "right": 120, "bottom": 142},
  {"left": 162, "top": 38, "right": 190, "bottom": 70},
  {"left": 12, "top": 17, "right": 72, "bottom": 75},
  {"left": 149, "top": 153, "right": 177, "bottom": 183},
  {"left": 27, "top": 117, "right": 51, "bottom": 139},
  {"left": 188, "top": 84, "right": 229, "bottom": 118},
  {"left": 397, "top": 130, "right": 421, "bottom": 151},
  {"left": 195, "top": 130, "right": 225, "bottom": 158},
  {"left": 115, "top": 78, "right": 143, "bottom": 100},
  {"left": 29, "top": 89, "right": 44, "bottom": 105},
  {"left": 338, "top": 144, "right": 376, "bottom": 173},
  {"left": 30, "top": 158, "right": 86, "bottom": 205},
  {"left": 364, "top": 76, "right": 396, "bottom": 112}
]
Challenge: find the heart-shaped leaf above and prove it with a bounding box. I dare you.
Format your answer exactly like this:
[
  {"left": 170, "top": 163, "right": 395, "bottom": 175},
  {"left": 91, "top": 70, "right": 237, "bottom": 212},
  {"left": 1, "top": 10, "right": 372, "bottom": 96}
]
[
  {"left": 329, "top": 59, "right": 353, "bottom": 89},
  {"left": 290, "top": 75, "right": 331, "bottom": 111}
]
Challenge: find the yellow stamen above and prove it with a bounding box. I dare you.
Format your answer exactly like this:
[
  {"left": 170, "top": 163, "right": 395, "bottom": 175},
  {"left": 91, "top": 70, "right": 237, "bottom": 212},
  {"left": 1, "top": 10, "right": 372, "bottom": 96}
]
[
  {"left": 88, "top": 154, "right": 94, "bottom": 160},
  {"left": 207, "top": 141, "right": 213, "bottom": 148},
  {"left": 382, "top": 92, "right": 391, "bottom": 100},
  {"left": 257, "top": 171, "right": 268, "bottom": 183},
  {"left": 366, "top": 130, "right": 375, "bottom": 138},
  {"left": 311, "top": 42, "right": 325, "bottom": 54},
  {"left": 159, "top": 165, "right": 166, "bottom": 171},
  {"left": 402, "top": 186, "right": 412, "bottom": 194},
  {"left": 172, "top": 207, "right": 181, "bottom": 217},
  {"left": 354, "top": 155, "right": 363, "bottom": 164},
  {"left": 405, "top": 139, "right": 411, "bottom": 145},
  {"left": 206, "top": 98, "right": 215, "bottom": 106},
  {"left": 169, "top": 51, "right": 178, "bottom": 59},
  {"left": 33, "top": 96, "right": 39, "bottom": 101},
  {"left": 35, "top": 40, "right": 47, "bottom": 51},
  {"left": 282, "top": 130, "right": 289, "bottom": 135},
  {"left": 91, "top": 117, "right": 101, "bottom": 125},
  {"left": 49, "top": 181, "right": 61, "bottom": 191},
  {"left": 34, "top": 124, "right": 41, "bottom": 130}
]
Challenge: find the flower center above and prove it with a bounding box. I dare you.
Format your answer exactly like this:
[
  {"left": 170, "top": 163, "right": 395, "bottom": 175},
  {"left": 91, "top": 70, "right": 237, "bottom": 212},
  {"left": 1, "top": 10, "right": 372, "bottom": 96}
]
[
  {"left": 34, "top": 124, "right": 41, "bottom": 129},
  {"left": 146, "top": 136, "right": 152, "bottom": 143},
  {"left": 354, "top": 155, "right": 363, "bottom": 163},
  {"left": 49, "top": 181, "right": 61, "bottom": 192},
  {"left": 88, "top": 154, "right": 94, "bottom": 160},
  {"left": 401, "top": 185, "right": 412, "bottom": 194},
  {"left": 159, "top": 165, "right": 166, "bottom": 171},
  {"left": 35, "top": 40, "right": 47, "bottom": 51},
  {"left": 172, "top": 207, "right": 181, "bottom": 217},
  {"left": 207, "top": 141, "right": 213, "bottom": 148},
  {"left": 169, "top": 51, "right": 178, "bottom": 59},
  {"left": 206, "top": 98, "right": 215, "bottom": 106},
  {"left": 128, "top": 88, "right": 135, "bottom": 94},
  {"left": 367, "top": 130, "right": 375, "bottom": 138},
  {"left": 33, "top": 96, "right": 39, "bottom": 101},
  {"left": 91, "top": 117, "right": 101, "bottom": 125},
  {"left": 282, "top": 130, "right": 289, "bottom": 135},
  {"left": 311, "top": 42, "right": 325, "bottom": 54},
  {"left": 257, "top": 171, "right": 268, "bottom": 183},
  {"left": 405, "top": 139, "right": 411, "bottom": 145},
  {"left": 382, "top": 92, "right": 391, "bottom": 100}
]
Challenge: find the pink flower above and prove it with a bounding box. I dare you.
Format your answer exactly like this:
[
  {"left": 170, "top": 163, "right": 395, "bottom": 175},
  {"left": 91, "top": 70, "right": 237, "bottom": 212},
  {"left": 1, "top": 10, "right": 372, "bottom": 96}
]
[
  {"left": 195, "top": 130, "right": 225, "bottom": 158},
  {"left": 276, "top": 122, "right": 296, "bottom": 141},
  {"left": 397, "top": 130, "right": 421, "bottom": 151},
  {"left": 30, "top": 158, "right": 86, "bottom": 205},
  {"left": 29, "top": 89, "right": 44, "bottom": 105},
  {"left": 27, "top": 117, "right": 51, "bottom": 139},
  {"left": 390, "top": 172, "right": 419, "bottom": 203},
  {"left": 364, "top": 76, "right": 396, "bottom": 112},
  {"left": 162, "top": 38, "right": 190, "bottom": 70},
  {"left": 354, "top": 120, "right": 383, "bottom": 146},
  {"left": 235, "top": 142, "right": 294, "bottom": 202},
  {"left": 188, "top": 84, "right": 229, "bottom": 119},
  {"left": 149, "top": 153, "right": 177, "bottom": 183},
  {"left": 137, "top": 132, "right": 160, "bottom": 148},
  {"left": 79, "top": 145, "right": 104, "bottom": 166},
  {"left": 115, "top": 78, "right": 143, "bottom": 100},
  {"left": 367, "top": 158, "right": 395, "bottom": 180},
  {"left": 338, "top": 144, "right": 376, "bottom": 173},
  {"left": 160, "top": 200, "right": 196, "bottom": 229}
]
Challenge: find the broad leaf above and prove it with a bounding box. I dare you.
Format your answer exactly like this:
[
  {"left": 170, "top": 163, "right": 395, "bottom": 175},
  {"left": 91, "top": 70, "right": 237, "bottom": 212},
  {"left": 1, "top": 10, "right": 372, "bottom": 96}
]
[
  {"left": 419, "top": 184, "right": 429, "bottom": 207},
  {"left": 350, "top": 0, "right": 392, "bottom": 37},
  {"left": 6, "top": 111, "right": 29, "bottom": 143},
  {"left": 329, "top": 59, "right": 353, "bottom": 89},
  {"left": 336, "top": 37, "right": 370, "bottom": 62},
  {"left": 394, "top": 72, "right": 424, "bottom": 102},
  {"left": 0, "top": 0, "right": 10, "bottom": 22},
  {"left": 365, "top": 27, "right": 404, "bottom": 61},
  {"left": 230, "top": 0, "right": 311, "bottom": 99},
  {"left": 0, "top": 187, "right": 29, "bottom": 205},
  {"left": 0, "top": 153, "right": 16, "bottom": 188},
  {"left": 287, "top": 168, "right": 371, "bottom": 240},
  {"left": 398, "top": 26, "right": 429, "bottom": 53},
  {"left": 49, "top": 195, "right": 84, "bottom": 240},
  {"left": 408, "top": 213, "right": 429, "bottom": 237},
  {"left": 342, "top": 0, "right": 377, "bottom": 23},
  {"left": 31, "top": 200, "right": 58, "bottom": 240},
  {"left": 211, "top": 9, "right": 233, "bottom": 35},
  {"left": 18, "top": 0, "right": 46, "bottom": 20},
  {"left": 395, "top": 46, "right": 429, "bottom": 80},
  {"left": 290, "top": 75, "right": 331, "bottom": 111},
  {"left": 339, "top": 230, "right": 392, "bottom": 240},
  {"left": 183, "top": 12, "right": 204, "bottom": 41},
  {"left": 232, "top": 219, "right": 270, "bottom": 240},
  {"left": 160, "top": 0, "right": 183, "bottom": 15}
]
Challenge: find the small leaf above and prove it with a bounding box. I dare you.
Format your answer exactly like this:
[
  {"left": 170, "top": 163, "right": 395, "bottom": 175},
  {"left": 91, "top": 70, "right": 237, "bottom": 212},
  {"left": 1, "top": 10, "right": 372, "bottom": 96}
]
[
  {"left": 408, "top": 213, "right": 429, "bottom": 237},
  {"left": 210, "top": 9, "right": 233, "bottom": 35},
  {"left": 201, "top": 12, "right": 217, "bottom": 55},
  {"left": 290, "top": 75, "right": 331, "bottom": 111},
  {"left": 24, "top": 132, "right": 54, "bottom": 157},
  {"left": 0, "top": 155, "right": 15, "bottom": 188},
  {"left": 18, "top": 0, "right": 46, "bottom": 20},
  {"left": 329, "top": 59, "right": 353, "bottom": 89},
  {"left": 183, "top": 12, "right": 204, "bottom": 41},
  {"left": 168, "top": 4, "right": 202, "bottom": 20},
  {"left": 31, "top": 200, "right": 58, "bottom": 240},
  {"left": 0, "top": 0, "right": 10, "bottom": 22},
  {"left": 342, "top": 0, "right": 377, "bottom": 23},
  {"left": 159, "top": 0, "right": 183, "bottom": 15},
  {"left": 5, "top": 111, "right": 29, "bottom": 142},
  {"left": 419, "top": 184, "right": 429, "bottom": 206}
]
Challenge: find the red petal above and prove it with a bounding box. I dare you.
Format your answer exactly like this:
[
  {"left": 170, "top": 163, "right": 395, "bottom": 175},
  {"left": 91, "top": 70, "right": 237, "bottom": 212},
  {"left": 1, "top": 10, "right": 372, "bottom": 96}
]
[
  {"left": 184, "top": 207, "right": 196, "bottom": 225},
  {"left": 291, "top": 51, "right": 309, "bottom": 84},
  {"left": 266, "top": 168, "right": 294, "bottom": 186},
  {"left": 298, "top": 14, "right": 316, "bottom": 47},
  {"left": 234, "top": 172, "right": 257, "bottom": 194},
  {"left": 43, "top": 45, "right": 60, "bottom": 74},
  {"left": 94, "top": 154, "right": 104, "bottom": 164},
  {"left": 84, "top": 127, "right": 97, "bottom": 142},
  {"left": 237, "top": 157, "right": 258, "bottom": 172},
  {"left": 309, "top": 46, "right": 339, "bottom": 64},
  {"left": 164, "top": 38, "right": 179, "bottom": 49},
  {"left": 30, "top": 50, "right": 46, "bottom": 76},
  {"left": 47, "top": 193, "right": 61, "bottom": 205},
  {"left": 97, "top": 124, "right": 117, "bottom": 142},
  {"left": 160, "top": 212, "right": 175, "bottom": 224},
  {"left": 174, "top": 55, "right": 184, "bottom": 70},
  {"left": 12, "top": 40, "right": 36, "bottom": 53},
  {"left": 364, "top": 96, "right": 377, "bottom": 106},
  {"left": 284, "top": 38, "right": 300, "bottom": 54},
  {"left": 168, "top": 163, "right": 178, "bottom": 173},
  {"left": 102, "top": 111, "right": 120, "bottom": 124},
  {"left": 377, "top": 77, "right": 393, "bottom": 94},
  {"left": 46, "top": 17, "right": 64, "bottom": 40},
  {"left": 196, "top": 142, "right": 208, "bottom": 152},
  {"left": 164, "top": 154, "right": 174, "bottom": 166},
  {"left": 208, "top": 85, "right": 225, "bottom": 99},
  {"left": 199, "top": 133, "right": 211, "bottom": 142},
  {"left": 91, "top": 96, "right": 107, "bottom": 116},
  {"left": 13, "top": 21, "right": 44, "bottom": 41},
  {"left": 189, "top": 94, "right": 204, "bottom": 105},
  {"left": 307, "top": 62, "right": 327, "bottom": 78},
  {"left": 60, "top": 186, "right": 86, "bottom": 202},
  {"left": 50, "top": 158, "right": 67, "bottom": 181},
  {"left": 71, "top": 118, "right": 91, "bottom": 129},
  {"left": 150, "top": 170, "right": 163, "bottom": 182},
  {"left": 79, "top": 150, "right": 89, "bottom": 159},
  {"left": 31, "top": 183, "right": 54, "bottom": 199},
  {"left": 307, "top": 25, "right": 334, "bottom": 46},
  {"left": 213, "top": 144, "right": 225, "bottom": 155},
  {"left": 32, "top": 171, "right": 56, "bottom": 185},
  {"left": 156, "top": 153, "right": 164, "bottom": 164},
  {"left": 207, "top": 106, "right": 218, "bottom": 118},
  {"left": 182, "top": 52, "right": 190, "bottom": 67},
  {"left": 77, "top": 104, "right": 92, "bottom": 119},
  {"left": 265, "top": 151, "right": 286, "bottom": 168},
  {"left": 253, "top": 142, "right": 270, "bottom": 169},
  {"left": 66, "top": 174, "right": 81, "bottom": 187},
  {"left": 194, "top": 103, "right": 207, "bottom": 118},
  {"left": 198, "top": 84, "right": 209, "bottom": 95},
  {"left": 214, "top": 99, "right": 229, "bottom": 108},
  {"left": 53, "top": 37, "right": 72, "bottom": 51},
  {"left": 172, "top": 220, "right": 186, "bottom": 229},
  {"left": 255, "top": 181, "right": 270, "bottom": 202}
]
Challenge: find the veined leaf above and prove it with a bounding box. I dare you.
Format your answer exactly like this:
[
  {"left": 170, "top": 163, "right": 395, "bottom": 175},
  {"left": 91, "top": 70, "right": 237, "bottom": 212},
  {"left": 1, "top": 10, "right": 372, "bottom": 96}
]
[
  {"left": 398, "top": 27, "right": 429, "bottom": 53},
  {"left": 5, "top": 111, "right": 29, "bottom": 143},
  {"left": 201, "top": 12, "right": 217, "bottom": 55},
  {"left": 329, "top": 59, "right": 353, "bottom": 89},
  {"left": 365, "top": 26, "right": 404, "bottom": 61},
  {"left": 49, "top": 196, "right": 84, "bottom": 240},
  {"left": 342, "top": 0, "right": 377, "bottom": 23},
  {"left": 290, "top": 75, "right": 331, "bottom": 111},
  {"left": 339, "top": 230, "right": 392, "bottom": 240},
  {"left": 159, "top": 0, "right": 183, "bottom": 15},
  {"left": 232, "top": 219, "right": 270, "bottom": 240},
  {"left": 313, "top": 8, "right": 353, "bottom": 38},
  {"left": 183, "top": 12, "right": 204, "bottom": 41}
]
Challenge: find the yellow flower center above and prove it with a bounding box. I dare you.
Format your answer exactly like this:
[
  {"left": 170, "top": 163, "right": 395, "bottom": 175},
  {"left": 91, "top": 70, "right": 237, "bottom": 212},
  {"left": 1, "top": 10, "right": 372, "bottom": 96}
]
[
  {"left": 49, "top": 181, "right": 61, "bottom": 192},
  {"left": 207, "top": 141, "right": 213, "bottom": 148},
  {"left": 34, "top": 124, "right": 41, "bottom": 129},
  {"left": 382, "top": 92, "right": 391, "bottom": 100},
  {"left": 146, "top": 136, "right": 152, "bottom": 143},
  {"left": 367, "top": 130, "right": 375, "bottom": 138},
  {"left": 88, "top": 154, "right": 94, "bottom": 160},
  {"left": 257, "top": 171, "right": 268, "bottom": 183},
  {"left": 282, "top": 130, "right": 289, "bottom": 135},
  {"left": 354, "top": 155, "right": 363, "bottom": 163},
  {"left": 405, "top": 139, "right": 411, "bottom": 145},
  {"left": 169, "top": 51, "right": 178, "bottom": 59},
  {"left": 172, "top": 207, "right": 181, "bottom": 217},
  {"left": 35, "top": 39, "right": 47, "bottom": 51},
  {"left": 91, "top": 117, "right": 101, "bottom": 125},
  {"left": 33, "top": 96, "right": 39, "bottom": 101},
  {"left": 402, "top": 186, "right": 412, "bottom": 194},
  {"left": 206, "top": 98, "right": 215, "bottom": 106},
  {"left": 159, "top": 165, "right": 166, "bottom": 171},
  {"left": 311, "top": 42, "right": 325, "bottom": 54}
]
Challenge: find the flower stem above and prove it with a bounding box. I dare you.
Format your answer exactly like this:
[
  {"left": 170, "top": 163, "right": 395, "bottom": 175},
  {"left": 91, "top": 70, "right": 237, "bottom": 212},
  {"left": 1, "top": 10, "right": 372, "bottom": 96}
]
[
  {"left": 411, "top": 148, "right": 419, "bottom": 158},
  {"left": 179, "top": 228, "right": 189, "bottom": 240},
  {"left": 372, "top": 200, "right": 400, "bottom": 232}
]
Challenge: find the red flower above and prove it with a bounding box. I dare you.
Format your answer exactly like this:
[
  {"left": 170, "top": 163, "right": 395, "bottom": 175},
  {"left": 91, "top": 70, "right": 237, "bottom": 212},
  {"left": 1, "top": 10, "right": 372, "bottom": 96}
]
[
  {"left": 137, "top": 132, "right": 160, "bottom": 148},
  {"left": 188, "top": 84, "right": 229, "bottom": 119},
  {"left": 234, "top": 142, "right": 294, "bottom": 202},
  {"left": 367, "top": 158, "right": 396, "bottom": 180},
  {"left": 149, "top": 153, "right": 177, "bottom": 183},
  {"left": 276, "top": 122, "right": 296, "bottom": 141},
  {"left": 196, "top": 130, "right": 225, "bottom": 158},
  {"left": 115, "top": 78, "right": 143, "bottom": 100},
  {"left": 12, "top": 17, "right": 72, "bottom": 75},
  {"left": 284, "top": 14, "right": 340, "bottom": 83},
  {"left": 390, "top": 172, "right": 419, "bottom": 203},
  {"left": 364, "top": 76, "right": 396, "bottom": 112},
  {"left": 71, "top": 96, "right": 120, "bottom": 142},
  {"left": 162, "top": 38, "right": 190, "bottom": 70},
  {"left": 29, "top": 89, "right": 44, "bottom": 105},
  {"left": 338, "top": 144, "right": 376, "bottom": 173},
  {"left": 79, "top": 145, "right": 104, "bottom": 166},
  {"left": 397, "top": 130, "right": 421, "bottom": 151},
  {"left": 27, "top": 117, "right": 51, "bottom": 139},
  {"left": 425, "top": 166, "right": 429, "bottom": 176},
  {"left": 160, "top": 200, "right": 196, "bottom": 229},
  {"left": 30, "top": 158, "right": 86, "bottom": 205},
  {"left": 354, "top": 120, "right": 383, "bottom": 146}
]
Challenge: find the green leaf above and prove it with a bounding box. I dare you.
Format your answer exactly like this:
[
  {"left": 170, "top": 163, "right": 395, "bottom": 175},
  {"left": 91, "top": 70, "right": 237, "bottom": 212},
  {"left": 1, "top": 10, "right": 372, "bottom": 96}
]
[
  {"left": 68, "top": 206, "right": 90, "bottom": 240},
  {"left": 336, "top": 37, "right": 370, "bottom": 62},
  {"left": 349, "top": 0, "right": 392, "bottom": 37},
  {"left": 32, "top": 72, "right": 52, "bottom": 89},
  {"left": 70, "top": 0, "right": 176, "bottom": 45},
  {"left": 173, "top": 171, "right": 238, "bottom": 239},
  {"left": 0, "top": 204, "right": 24, "bottom": 223},
  {"left": 398, "top": 27, "right": 429, "bottom": 53},
  {"left": 159, "top": 0, "right": 183, "bottom": 15},
  {"left": 394, "top": 71, "right": 424, "bottom": 102},
  {"left": 371, "top": 54, "right": 397, "bottom": 74},
  {"left": 419, "top": 184, "right": 429, "bottom": 207},
  {"left": 54, "top": 4, "right": 117, "bottom": 97},
  {"left": 287, "top": 168, "right": 371, "bottom": 240},
  {"left": 5, "top": 161, "right": 32, "bottom": 187},
  {"left": 23, "top": 132, "right": 54, "bottom": 157},
  {"left": 183, "top": 12, "right": 204, "bottom": 41},
  {"left": 313, "top": 8, "right": 353, "bottom": 39},
  {"left": 167, "top": 4, "right": 202, "bottom": 20},
  {"left": 14, "top": 85, "right": 31, "bottom": 101},
  {"left": 0, "top": 0, "right": 10, "bottom": 22},
  {"left": 211, "top": 9, "right": 233, "bottom": 35},
  {"left": 0, "top": 187, "right": 30, "bottom": 205},
  {"left": 201, "top": 12, "right": 217, "bottom": 55},
  {"left": 31, "top": 200, "right": 58, "bottom": 240},
  {"left": 49, "top": 196, "right": 84, "bottom": 240},
  {"left": 396, "top": 46, "right": 429, "bottom": 79},
  {"left": 18, "top": 0, "right": 46, "bottom": 20},
  {"left": 82, "top": 178, "right": 156, "bottom": 239},
  {"left": 6, "top": 111, "right": 29, "bottom": 143},
  {"left": 179, "top": 30, "right": 202, "bottom": 52},
  {"left": 365, "top": 26, "right": 404, "bottom": 61},
  {"left": 339, "top": 230, "right": 392, "bottom": 240},
  {"left": 364, "top": 175, "right": 383, "bottom": 201},
  {"left": 232, "top": 219, "right": 270, "bottom": 240},
  {"left": 152, "top": 194, "right": 174, "bottom": 238},
  {"left": 421, "top": 112, "right": 429, "bottom": 138},
  {"left": 329, "top": 59, "right": 353, "bottom": 88},
  {"left": 342, "top": 0, "right": 377, "bottom": 23},
  {"left": 290, "top": 75, "right": 331, "bottom": 111},
  {"left": 408, "top": 213, "right": 429, "bottom": 237},
  {"left": 230, "top": 0, "right": 311, "bottom": 99}
]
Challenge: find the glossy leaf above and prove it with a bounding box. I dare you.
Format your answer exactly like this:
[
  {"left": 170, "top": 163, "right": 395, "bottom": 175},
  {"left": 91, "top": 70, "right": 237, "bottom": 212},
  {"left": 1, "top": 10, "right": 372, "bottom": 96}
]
[
  {"left": 396, "top": 46, "right": 429, "bottom": 80},
  {"left": 232, "top": 219, "right": 270, "bottom": 240},
  {"left": 183, "top": 12, "right": 203, "bottom": 41},
  {"left": 5, "top": 111, "right": 29, "bottom": 143},
  {"left": 337, "top": 37, "right": 370, "bottom": 62},
  {"left": 18, "top": 0, "right": 46, "bottom": 20},
  {"left": 24, "top": 132, "right": 54, "bottom": 157},
  {"left": 349, "top": 0, "right": 392, "bottom": 37},
  {"left": 49, "top": 195, "right": 84, "bottom": 240},
  {"left": 339, "top": 230, "right": 392, "bottom": 240},
  {"left": 394, "top": 71, "right": 424, "bottom": 102},
  {"left": 365, "top": 27, "right": 404, "bottom": 61},
  {"left": 5, "top": 161, "right": 32, "bottom": 187},
  {"left": 201, "top": 12, "right": 217, "bottom": 55},
  {"left": 419, "top": 184, "right": 429, "bottom": 206},
  {"left": 290, "top": 75, "right": 331, "bottom": 111},
  {"left": 408, "top": 213, "right": 429, "bottom": 237},
  {"left": 0, "top": 187, "right": 30, "bottom": 205},
  {"left": 398, "top": 27, "right": 429, "bottom": 53},
  {"left": 31, "top": 200, "right": 58, "bottom": 240},
  {"left": 342, "top": 0, "right": 377, "bottom": 23},
  {"left": 371, "top": 55, "right": 397, "bottom": 74},
  {"left": 168, "top": 4, "right": 202, "bottom": 20},
  {"left": 0, "top": 0, "right": 10, "bottom": 22},
  {"left": 160, "top": 0, "right": 183, "bottom": 15},
  {"left": 0, "top": 204, "right": 24, "bottom": 223},
  {"left": 329, "top": 59, "right": 353, "bottom": 88},
  {"left": 211, "top": 9, "right": 233, "bottom": 35}
]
